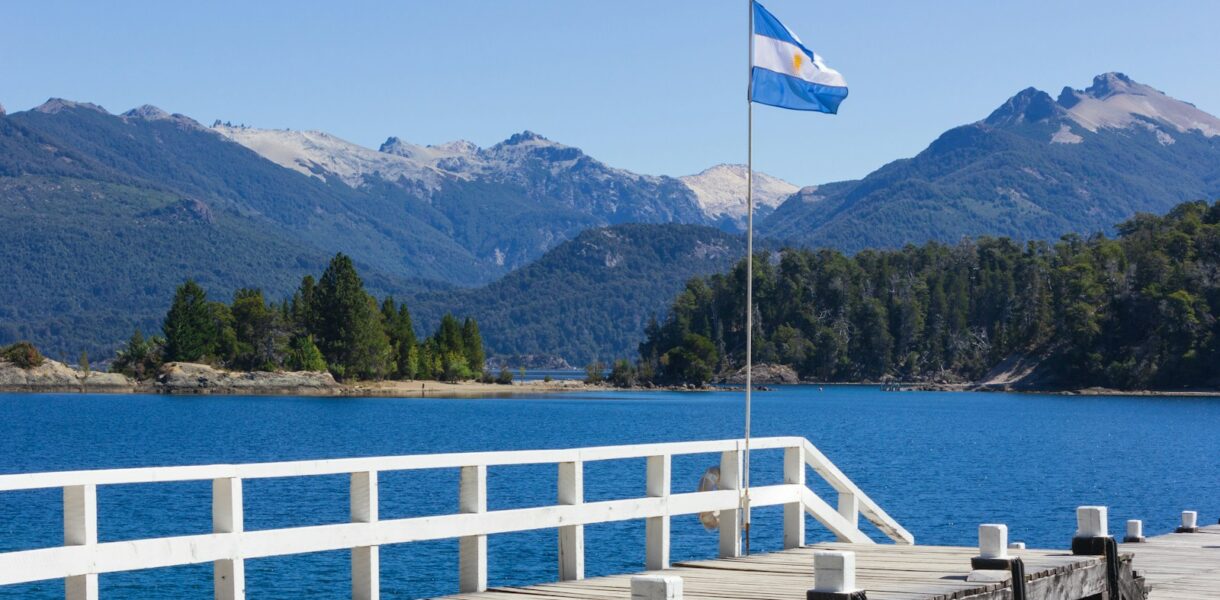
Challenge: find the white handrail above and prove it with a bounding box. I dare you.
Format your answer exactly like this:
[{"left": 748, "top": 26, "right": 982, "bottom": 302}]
[
  {"left": 0, "top": 437, "right": 807, "bottom": 492},
  {"left": 0, "top": 436, "right": 911, "bottom": 600}
]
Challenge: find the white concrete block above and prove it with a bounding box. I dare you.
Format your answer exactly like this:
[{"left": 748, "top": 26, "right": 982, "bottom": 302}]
[
  {"left": 1008, "top": 542, "right": 1025, "bottom": 550},
  {"left": 812, "top": 550, "right": 858, "bottom": 593},
  {"left": 978, "top": 524, "right": 1008, "bottom": 559},
  {"left": 1182, "top": 511, "right": 1198, "bottom": 529},
  {"left": 631, "top": 575, "right": 683, "bottom": 600},
  {"left": 1126, "top": 520, "right": 1143, "bottom": 539},
  {"left": 1076, "top": 506, "right": 1108, "bottom": 538}
]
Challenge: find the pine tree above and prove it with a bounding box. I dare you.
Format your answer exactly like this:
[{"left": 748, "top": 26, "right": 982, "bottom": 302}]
[
  {"left": 461, "top": 318, "right": 485, "bottom": 376},
  {"left": 382, "top": 297, "right": 418, "bottom": 379},
  {"left": 312, "top": 254, "right": 391, "bottom": 380},
  {"left": 163, "top": 280, "right": 217, "bottom": 362},
  {"left": 286, "top": 335, "right": 327, "bottom": 373},
  {"left": 232, "top": 288, "right": 281, "bottom": 370},
  {"left": 291, "top": 275, "right": 318, "bottom": 332}
]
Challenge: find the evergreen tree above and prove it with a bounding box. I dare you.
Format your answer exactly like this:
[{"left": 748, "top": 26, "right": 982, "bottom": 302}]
[
  {"left": 291, "top": 275, "right": 318, "bottom": 333},
  {"left": 312, "top": 254, "right": 392, "bottom": 380},
  {"left": 461, "top": 318, "right": 486, "bottom": 375},
  {"left": 286, "top": 335, "right": 327, "bottom": 373},
  {"left": 231, "top": 288, "right": 282, "bottom": 371},
  {"left": 163, "top": 280, "right": 218, "bottom": 362},
  {"left": 382, "top": 297, "right": 418, "bottom": 379}
]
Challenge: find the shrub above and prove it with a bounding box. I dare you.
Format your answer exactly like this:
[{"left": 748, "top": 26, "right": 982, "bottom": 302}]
[
  {"left": 608, "top": 359, "right": 637, "bottom": 388},
  {"left": 584, "top": 361, "right": 605, "bottom": 384},
  {"left": 1, "top": 342, "right": 45, "bottom": 369},
  {"left": 111, "top": 329, "right": 165, "bottom": 380},
  {"left": 495, "top": 367, "right": 514, "bottom": 385}
]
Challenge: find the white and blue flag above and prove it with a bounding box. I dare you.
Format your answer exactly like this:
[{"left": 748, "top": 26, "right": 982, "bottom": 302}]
[{"left": 750, "top": 1, "right": 847, "bottom": 113}]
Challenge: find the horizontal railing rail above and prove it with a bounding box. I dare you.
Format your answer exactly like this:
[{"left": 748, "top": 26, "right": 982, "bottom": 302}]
[{"left": 0, "top": 436, "right": 912, "bottom": 600}]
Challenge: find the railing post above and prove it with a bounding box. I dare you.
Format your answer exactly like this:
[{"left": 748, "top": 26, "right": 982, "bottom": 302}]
[
  {"left": 459, "top": 465, "right": 488, "bottom": 592},
  {"left": 836, "top": 492, "right": 859, "bottom": 542},
  {"left": 350, "top": 471, "right": 379, "bottom": 600},
  {"left": 63, "top": 484, "right": 98, "bottom": 600},
  {"left": 212, "top": 477, "right": 245, "bottom": 600},
  {"left": 645, "top": 454, "right": 671, "bottom": 570},
  {"left": 719, "top": 448, "right": 742, "bottom": 558},
  {"left": 558, "top": 460, "right": 584, "bottom": 581},
  {"left": 783, "top": 446, "right": 805, "bottom": 549}
]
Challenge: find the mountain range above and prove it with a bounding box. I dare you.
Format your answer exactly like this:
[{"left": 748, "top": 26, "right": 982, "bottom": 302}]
[
  {"left": 761, "top": 73, "right": 1220, "bottom": 250},
  {"left": 2, "top": 72, "right": 1218, "bottom": 364}
]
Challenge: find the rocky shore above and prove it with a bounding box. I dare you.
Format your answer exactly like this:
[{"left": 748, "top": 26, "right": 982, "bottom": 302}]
[
  {"left": 718, "top": 363, "right": 799, "bottom": 385},
  {"left": 0, "top": 358, "right": 135, "bottom": 393},
  {"left": 0, "top": 359, "right": 680, "bottom": 397},
  {"left": 156, "top": 362, "right": 342, "bottom": 395},
  {"left": 4, "top": 358, "right": 1213, "bottom": 397}
]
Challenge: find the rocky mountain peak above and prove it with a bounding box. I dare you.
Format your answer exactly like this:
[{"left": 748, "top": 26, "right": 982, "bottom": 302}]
[
  {"left": 123, "top": 104, "right": 207, "bottom": 131},
  {"left": 34, "top": 98, "right": 109, "bottom": 115},
  {"left": 1056, "top": 86, "right": 1082, "bottom": 109},
  {"left": 123, "top": 104, "right": 171, "bottom": 120},
  {"left": 1083, "top": 72, "right": 1137, "bottom": 99},
  {"left": 679, "top": 164, "right": 799, "bottom": 227},
  {"left": 984, "top": 87, "right": 1064, "bottom": 126},
  {"left": 432, "top": 139, "right": 479, "bottom": 155},
  {"left": 378, "top": 136, "right": 409, "bottom": 154},
  {"left": 504, "top": 130, "right": 548, "bottom": 145},
  {"left": 1057, "top": 72, "right": 1220, "bottom": 137}
]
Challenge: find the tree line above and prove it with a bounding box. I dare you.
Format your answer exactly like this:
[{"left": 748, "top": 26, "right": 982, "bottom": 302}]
[
  {"left": 637, "top": 200, "right": 1220, "bottom": 390},
  {"left": 112, "top": 254, "right": 489, "bottom": 382}
]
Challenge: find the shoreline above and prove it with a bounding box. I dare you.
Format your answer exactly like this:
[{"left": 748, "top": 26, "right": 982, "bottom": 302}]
[
  {"left": 1, "top": 380, "right": 1215, "bottom": 398},
  {"left": 888, "top": 382, "right": 1220, "bottom": 398},
  {"left": 0, "top": 378, "right": 623, "bottom": 398},
  {"left": 3, "top": 359, "right": 1216, "bottom": 398}
]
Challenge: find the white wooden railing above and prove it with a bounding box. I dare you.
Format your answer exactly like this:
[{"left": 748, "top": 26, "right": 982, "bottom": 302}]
[{"left": 0, "top": 437, "right": 912, "bottom": 599}]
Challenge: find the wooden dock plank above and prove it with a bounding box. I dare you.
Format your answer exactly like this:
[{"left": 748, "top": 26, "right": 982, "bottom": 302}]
[
  {"left": 1121, "top": 523, "right": 1220, "bottom": 599},
  {"left": 441, "top": 525, "right": 1220, "bottom": 600},
  {"left": 437, "top": 542, "right": 1108, "bottom": 600}
]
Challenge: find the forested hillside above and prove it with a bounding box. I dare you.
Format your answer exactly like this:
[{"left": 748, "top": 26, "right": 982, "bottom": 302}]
[
  {"left": 410, "top": 224, "right": 747, "bottom": 366},
  {"left": 641, "top": 201, "right": 1220, "bottom": 390}
]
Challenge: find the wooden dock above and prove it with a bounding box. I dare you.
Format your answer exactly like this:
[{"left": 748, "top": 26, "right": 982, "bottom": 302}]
[
  {"left": 444, "top": 543, "right": 1120, "bottom": 600},
  {"left": 444, "top": 526, "right": 1220, "bottom": 600},
  {"left": 1123, "top": 523, "right": 1220, "bottom": 599}
]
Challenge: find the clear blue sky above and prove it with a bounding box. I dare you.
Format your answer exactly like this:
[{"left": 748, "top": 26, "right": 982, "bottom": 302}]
[{"left": 4, "top": 0, "right": 1219, "bottom": 186}]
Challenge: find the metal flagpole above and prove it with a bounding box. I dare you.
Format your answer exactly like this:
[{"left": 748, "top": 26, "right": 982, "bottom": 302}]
[{"left": 742, "top": 0, "right": 754, "bottom": 557}]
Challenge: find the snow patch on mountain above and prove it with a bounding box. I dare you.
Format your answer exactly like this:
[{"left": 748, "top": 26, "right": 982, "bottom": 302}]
[
  {"left": 679, "top": 164, "right": 798, "bottom": 223},
  {"left": 1059, "top": 73, "right": 1220, "bottom": 137},
  {"left": 213, "top": 125, "right": 454, "bottom": 189},
  {"left": 213, "top": 124, "right": 758, "bottom": 225}
]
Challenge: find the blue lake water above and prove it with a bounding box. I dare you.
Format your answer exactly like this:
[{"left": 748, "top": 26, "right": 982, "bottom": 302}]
[{"left": 1, "top": 386, "right": 1217, "bottom": 598}]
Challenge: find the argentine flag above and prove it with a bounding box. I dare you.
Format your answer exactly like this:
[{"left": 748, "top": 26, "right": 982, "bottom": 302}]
[{"left": 751, "top": 1, "right": 848, "bottom": 114}]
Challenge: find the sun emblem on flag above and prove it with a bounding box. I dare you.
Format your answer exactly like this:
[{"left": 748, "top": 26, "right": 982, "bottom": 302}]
[{"left": 792, "top": 52, "right": 803, "bottom": 73}]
